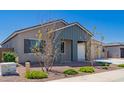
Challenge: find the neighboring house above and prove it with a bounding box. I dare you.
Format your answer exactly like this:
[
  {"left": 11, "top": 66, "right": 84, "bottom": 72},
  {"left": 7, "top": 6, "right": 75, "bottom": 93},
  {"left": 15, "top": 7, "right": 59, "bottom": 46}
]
[
  {"left": 91, "top": 39, "right": 105, "bottom": 60},
  {"left": 104, "top": 43, "right": 124, "bottom": 58},
  {"left": 0, "top": 19, "right": 93, "bottom": 63}
]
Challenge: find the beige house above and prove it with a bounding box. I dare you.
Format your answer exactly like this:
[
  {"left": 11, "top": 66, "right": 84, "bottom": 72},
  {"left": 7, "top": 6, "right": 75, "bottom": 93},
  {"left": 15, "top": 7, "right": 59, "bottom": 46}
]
[{"left": 1, "top": 19, "right": 93, "bottom": 63}]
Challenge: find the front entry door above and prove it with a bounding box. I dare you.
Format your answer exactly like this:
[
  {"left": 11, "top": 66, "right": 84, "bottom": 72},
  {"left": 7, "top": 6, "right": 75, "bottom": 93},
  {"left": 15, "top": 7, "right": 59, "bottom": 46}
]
[{"left": 77, "top": 43, "right": 85, "bottom": 61}]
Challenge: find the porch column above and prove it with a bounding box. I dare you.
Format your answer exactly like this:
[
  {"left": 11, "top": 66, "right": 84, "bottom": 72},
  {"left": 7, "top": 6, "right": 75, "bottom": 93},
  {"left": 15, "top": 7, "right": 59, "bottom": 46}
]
[{"left": 72, "top": 40, "right": 77, "bottom": 61}]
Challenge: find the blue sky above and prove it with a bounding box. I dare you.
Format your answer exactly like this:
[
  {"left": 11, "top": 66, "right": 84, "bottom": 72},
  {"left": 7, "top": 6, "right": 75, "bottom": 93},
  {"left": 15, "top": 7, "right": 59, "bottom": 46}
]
[{"left": 0, "top": 10, "right": 124, "bottom": 43}]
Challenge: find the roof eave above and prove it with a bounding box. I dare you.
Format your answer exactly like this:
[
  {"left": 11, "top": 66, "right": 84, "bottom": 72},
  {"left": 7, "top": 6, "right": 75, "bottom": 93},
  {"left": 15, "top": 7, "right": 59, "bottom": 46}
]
[
  {"left": 50, "top": 22, "right": 93, "bottom": 36},
  {"left": 1, "top": 19, "right": 68, "bottom": 45}
]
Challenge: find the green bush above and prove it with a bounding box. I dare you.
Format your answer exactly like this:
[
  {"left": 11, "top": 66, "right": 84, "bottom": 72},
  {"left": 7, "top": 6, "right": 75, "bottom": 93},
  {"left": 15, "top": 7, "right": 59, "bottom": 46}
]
[
  {"left": 25, "top": 70, "right": 48, "bottom": 79},
  {"left": 3, "top": 52, "right": 16, "bottom": 62},
  {"left": 118, "top": 64, "right": 124, "bottom": 67},
  {"left": 96, "top": 62, "right": 110, "bottom": 66},
  {"left": 64, "top": 69, "right": 79, "bottom": 75},
  {"left": 79, "top": 66, "right": 95, "bottom": 73},
  {"left": 102, "top": 66, "right": 108, "bottom": 70}
]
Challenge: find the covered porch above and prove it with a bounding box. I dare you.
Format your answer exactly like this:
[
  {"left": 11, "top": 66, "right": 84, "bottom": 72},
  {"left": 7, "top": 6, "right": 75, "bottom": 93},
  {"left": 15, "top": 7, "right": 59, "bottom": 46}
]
[{"left": 59, "top": 39, "right": 91, "bottom": 63}]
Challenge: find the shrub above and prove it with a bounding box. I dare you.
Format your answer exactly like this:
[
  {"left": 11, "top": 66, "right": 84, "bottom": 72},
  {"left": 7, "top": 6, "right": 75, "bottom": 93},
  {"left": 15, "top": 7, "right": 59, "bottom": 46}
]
[
  {"left": 64, "top": 69, "right": 79, "bottom": 75},
  {"left": 102, "top": 66, "right": 108, "bottom": 70},
  {"left": 3, "top": 52, "right": 16, "bottom": 62},
  {"left": 96, "top": 62, "right": 110, "bottom": 66},
  {"left": 25, "top": 70, "right": 48, "bottom": 79},
  {"left": 118, "top": 64, "right": 124, "bottom": 67},
  {"left": 79, "top": 66, "right": 95, "bottom": 73}
]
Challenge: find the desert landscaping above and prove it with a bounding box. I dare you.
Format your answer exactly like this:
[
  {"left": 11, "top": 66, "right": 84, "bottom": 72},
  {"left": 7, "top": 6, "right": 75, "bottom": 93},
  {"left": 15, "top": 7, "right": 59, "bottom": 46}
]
[{"left": 0, "top": 58, "right": 123, "bottom": 82}]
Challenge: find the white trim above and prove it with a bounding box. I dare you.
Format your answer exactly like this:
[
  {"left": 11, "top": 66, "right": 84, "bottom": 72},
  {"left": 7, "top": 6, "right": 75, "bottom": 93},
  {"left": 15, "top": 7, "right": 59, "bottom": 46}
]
[
  {"left": 1, "top": 20, "right": 68, "bottom": 45},
  {"left": 50, "top": 23, "right": 93, "bottom": 36}
]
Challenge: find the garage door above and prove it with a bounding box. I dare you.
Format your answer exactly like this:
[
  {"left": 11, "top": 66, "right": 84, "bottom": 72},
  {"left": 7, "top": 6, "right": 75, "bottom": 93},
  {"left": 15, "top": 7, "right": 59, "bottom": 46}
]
[
  {"left": 77, "top": 43, "right": 85, "bottom": 61},
  {"left": 120, "top": 48, "right": 124, "bottom": 58}
]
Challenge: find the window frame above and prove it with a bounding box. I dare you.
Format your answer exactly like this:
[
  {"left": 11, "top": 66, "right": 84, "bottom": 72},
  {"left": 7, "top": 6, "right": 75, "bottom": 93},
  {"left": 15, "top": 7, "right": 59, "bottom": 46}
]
[
  {"left": 61, "top": 41, "right": 65, "bottom": 53},
  {"left": 24, "top": 39, "right": 45, "bottom": 54}
]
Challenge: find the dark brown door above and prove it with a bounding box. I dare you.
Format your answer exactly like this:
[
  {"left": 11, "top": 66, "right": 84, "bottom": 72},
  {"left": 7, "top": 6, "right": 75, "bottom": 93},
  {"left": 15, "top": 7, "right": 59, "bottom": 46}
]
[{"left": 120, "top": 48, "right": 124, "bottom": 58}]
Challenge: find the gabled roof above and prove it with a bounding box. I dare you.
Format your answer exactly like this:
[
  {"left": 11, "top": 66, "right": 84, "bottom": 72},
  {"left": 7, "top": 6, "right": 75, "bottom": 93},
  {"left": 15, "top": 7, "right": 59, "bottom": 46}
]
[
  {"left": 1, "top": 19, "right": 68, "bottom": 45},
  {"left": 1, "top": 19, "right": 93, "bottom": 45},
  {"left": 49, "top": 22, "right": 93, "bottom": 36}
]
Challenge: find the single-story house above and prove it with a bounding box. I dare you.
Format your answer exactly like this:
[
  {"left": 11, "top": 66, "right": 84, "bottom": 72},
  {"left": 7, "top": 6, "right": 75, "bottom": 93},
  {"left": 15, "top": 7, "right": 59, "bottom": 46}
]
[
  {"left": 0, "top": 19, "right": 94, "bottom": 63},
  {"left": 104, "top": 42, "right": 124, "bottom": 58}
]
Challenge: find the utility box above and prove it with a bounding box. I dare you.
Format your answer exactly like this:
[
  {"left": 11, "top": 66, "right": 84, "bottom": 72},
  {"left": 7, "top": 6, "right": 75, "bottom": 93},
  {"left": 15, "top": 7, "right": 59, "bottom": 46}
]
[{"left": 0, "top": 62, "right": 17, "bottom": 76}]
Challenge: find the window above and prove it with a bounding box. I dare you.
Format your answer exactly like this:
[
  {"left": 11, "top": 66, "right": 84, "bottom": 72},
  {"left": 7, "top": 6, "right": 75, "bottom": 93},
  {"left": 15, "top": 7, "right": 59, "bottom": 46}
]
[
  {"left": 61, "top": 41, "right": 64, "bottom": 53},
  {"left": 24, "top": 39, "right": 45, "bottom": 53},
  {"left": 103, "top": 48, "right": 105, "bottom": 52}
]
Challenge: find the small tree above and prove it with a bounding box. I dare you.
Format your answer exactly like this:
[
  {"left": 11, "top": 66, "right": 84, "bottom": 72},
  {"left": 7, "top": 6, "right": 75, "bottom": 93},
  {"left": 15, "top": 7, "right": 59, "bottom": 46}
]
[
  {"left": 42, "top": 30, "right": 55, "bottom": 72},
  {"left": 92, "top": 26, "right": 105, "bottom": 59},
  {"left": 31, "top": 30, "right": 44, "bottom": 71},
  {"left": 32, "top": 29, "right": 59, "bottom": 72},
  {"left": 86, "top": 26, "right": 105, "bottom": 66}
]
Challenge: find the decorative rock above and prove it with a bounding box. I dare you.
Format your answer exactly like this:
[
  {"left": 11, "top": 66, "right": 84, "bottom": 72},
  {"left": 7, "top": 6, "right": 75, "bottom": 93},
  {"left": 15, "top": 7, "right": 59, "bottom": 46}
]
[{"left": 0, "top": 62, "right": 17, "bottom": 76}]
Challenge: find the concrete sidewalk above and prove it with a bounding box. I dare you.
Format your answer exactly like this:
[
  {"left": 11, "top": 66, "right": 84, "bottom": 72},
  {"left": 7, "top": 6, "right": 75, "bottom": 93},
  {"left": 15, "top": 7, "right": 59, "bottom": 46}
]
[
  {"left": 95, "top": 58, "right": 124, "bottom": 65},
  {"left": 49, "top": 69, "right": 124, "bottom": 82}
]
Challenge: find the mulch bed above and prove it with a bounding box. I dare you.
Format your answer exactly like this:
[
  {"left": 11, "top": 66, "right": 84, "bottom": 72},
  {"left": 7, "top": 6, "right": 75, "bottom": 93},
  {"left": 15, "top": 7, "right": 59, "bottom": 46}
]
[{"left": 0, "top": 64, "right": 122, "bottom": 82}]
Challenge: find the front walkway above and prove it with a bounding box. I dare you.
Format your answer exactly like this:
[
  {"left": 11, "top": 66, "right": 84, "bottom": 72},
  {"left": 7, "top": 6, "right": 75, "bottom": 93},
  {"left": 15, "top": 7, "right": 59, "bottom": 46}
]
[{"left": 49, "top": 69, "right": 124, "bottom": 82}]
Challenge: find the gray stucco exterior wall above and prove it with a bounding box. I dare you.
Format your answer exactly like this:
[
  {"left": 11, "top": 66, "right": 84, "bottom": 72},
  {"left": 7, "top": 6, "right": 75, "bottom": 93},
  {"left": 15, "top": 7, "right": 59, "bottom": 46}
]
[{"left": 54, "top": 25, "right": 91, "bottom": 63}]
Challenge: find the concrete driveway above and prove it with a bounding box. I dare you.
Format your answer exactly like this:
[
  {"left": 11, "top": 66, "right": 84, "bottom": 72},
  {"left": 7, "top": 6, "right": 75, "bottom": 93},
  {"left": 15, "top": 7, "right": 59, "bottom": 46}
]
[
  {"left": 49, "top": 69, "right": 124, "bottom": 82},
  {"left": 94, "top": 58, "right": 124, "bottom": 65}
]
